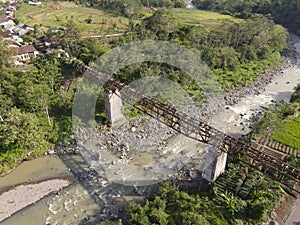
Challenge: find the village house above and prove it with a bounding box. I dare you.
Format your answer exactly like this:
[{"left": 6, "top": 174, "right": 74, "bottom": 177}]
[
  {"left": 13, "top": 23, "right": 34, "bottom": 36},
  {"left": 28, "top": 1, "right": 42, "bottom": 6},
  {"left": 3, "top": 5, "right": 16, "bottom": 13},
  {"left": 13, "top": 44, "right": 39, "bottom": 65},
  {"left": 0, "top": 15, "right": 15, "bottom": 29},
  {"left": 0, "top": 30, "right": 12, "bottom": 40},
  {"left": 2, "top": 1, "right": 17, "bottom": 16}
]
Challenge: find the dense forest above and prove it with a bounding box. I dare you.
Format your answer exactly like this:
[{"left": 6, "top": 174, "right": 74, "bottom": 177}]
[
  {"left": 0, "top": 43, "right": 77, "bottom": 172},
  {"left": 192, "top": 0, "right": 300, "bottom": 35},
  {"left": 111, "top": 10, "right": 287, "bottom": 93},
  {"left": 120, "top": 167, "right": 284, "bottom": 225}
]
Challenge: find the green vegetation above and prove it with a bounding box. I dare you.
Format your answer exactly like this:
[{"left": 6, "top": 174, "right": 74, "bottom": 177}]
[
  {"left": 192, "top": 0, "right": 300, "bottom": 35},
  {"left": 169, "top": 8, "right": 240, "bottom": 25},
  {"left": 2, "top": 1, "right": 299, "bottom": 224},
  {"left": 0, "top": 39, "right": 78, "bottom": 173},
  {"left": 272, "top": 116, "right": 300, "bottom": 150},
  {"left": 113, "top": 10, "right": 287, "bottom": 92},
  {"left": 101, "top": 165, "right": 283, "bottom": 225},
  {"left": 127, "top": 183, "right": 229, "bottom": 225},
  {"left": 2, "top": 0, "right": 290, "bottom": 177},
  {"left": 15, "top": 2, "right": 129, "bottom": 35},
  {"left": 268, "top": 84, "right": 300, "bottom": 150},
  {"left": 0, "top": 107, "right": 51, "bottom": 173},
  {"left": 252, "top": 84, "right": 300, "bottom": 150}
]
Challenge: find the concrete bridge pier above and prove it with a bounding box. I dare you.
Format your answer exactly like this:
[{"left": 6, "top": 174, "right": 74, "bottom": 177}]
[
  {"left": 104, "top": 89, "right": 127, "bottom": 128},
  {"left": 200, "top": 147, "right": 227, "bottom": 182}
]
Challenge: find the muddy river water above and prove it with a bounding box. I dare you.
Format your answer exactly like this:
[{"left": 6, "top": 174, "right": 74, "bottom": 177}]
[{"left": 1, "top": 36, "right": 300, "bottom": 225}]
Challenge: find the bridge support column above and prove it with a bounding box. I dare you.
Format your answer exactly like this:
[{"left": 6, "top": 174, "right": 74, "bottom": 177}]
[
  {"left": 104, "top": 89, "right": 127, "bottom": 128},
  {"left": 200, "top": 148, "right": 227, "bottom": 182}
]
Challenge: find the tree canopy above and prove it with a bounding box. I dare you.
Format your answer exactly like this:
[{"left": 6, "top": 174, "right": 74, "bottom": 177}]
[{"left": 192, "top": 0, "right": 300, "bottom": 35}]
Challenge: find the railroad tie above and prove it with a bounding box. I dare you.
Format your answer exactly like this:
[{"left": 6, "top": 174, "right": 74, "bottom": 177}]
[
  {"left": 278, "top": 143, "right": 283, "bottom": 151},
  {"left": 283, "top": 146, "right": 288, "bottom": 154},
  {"left": 275, "top": 142, "right": 279, "bottom": 150},
  {"left": 286, "top": 146, "right": 291, "bottom": 154},
  {"left": 271, "top": 141, "right": 276, "bottom": 149}
]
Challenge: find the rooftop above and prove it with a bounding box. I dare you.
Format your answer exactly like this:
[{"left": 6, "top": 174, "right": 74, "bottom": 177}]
[
  {"left": 15, "top": 45, "right": 37, "bottom": 55},
  {"left": 0, "top": 30, "right": 12, "bottom": 38}
]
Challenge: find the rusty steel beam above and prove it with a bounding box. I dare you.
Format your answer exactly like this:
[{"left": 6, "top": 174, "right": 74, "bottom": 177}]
[{"left": 73, "top": 61, "right": 300, "bottom": 194}]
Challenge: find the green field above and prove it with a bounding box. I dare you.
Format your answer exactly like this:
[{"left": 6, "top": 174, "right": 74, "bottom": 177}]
[
  {"left": 169, "top": 8, "right": 241, "bottom": 27},
  {"left": 15, "top": 2, "right": 241, "bottom": 36},
  {"left": 272, "top": 115, "right": 300, "bottom": 150},
  {"left": 15, "top": 2, "right": 129, "bottom": 35}
]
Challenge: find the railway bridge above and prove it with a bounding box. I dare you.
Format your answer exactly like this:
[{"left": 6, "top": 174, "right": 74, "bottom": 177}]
[{"left": 73, "top": 60, "right": 300, "bottom": 195}]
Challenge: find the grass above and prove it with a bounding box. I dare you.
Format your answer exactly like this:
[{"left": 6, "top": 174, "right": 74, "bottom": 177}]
[
  {"left": 272, "top": 115, "right": 300, "bottom": 150},
  {"left": 169, "top": 8, "right": 241, "bottom": 27},
  {"left": 15, "top": 1, "right": 129, "bottom": 36},
  {"left": 15, "top": 3, "right": 240, "bottom": 35},
  {"left": 214, "top": 52, "right": 282, "bottom": 89}
]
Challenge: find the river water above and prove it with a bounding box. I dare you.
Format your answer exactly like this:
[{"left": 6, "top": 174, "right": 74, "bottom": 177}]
[
  {"left": 211, "top": 40, "right": 300, "bottom": 136},
  {"left": 1, "top": 36, "right": 300, "bottom": 224}
]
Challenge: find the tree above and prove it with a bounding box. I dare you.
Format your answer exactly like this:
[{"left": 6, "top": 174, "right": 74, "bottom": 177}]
[
  {"left": 0, "top": 37, "right": 13, "bottom": 69},
  {"left": 0, "top": 107, "right": 50, "bottom": 154},
  {"left": 61, "top": 20, "right": 82, "bottom": 56}
]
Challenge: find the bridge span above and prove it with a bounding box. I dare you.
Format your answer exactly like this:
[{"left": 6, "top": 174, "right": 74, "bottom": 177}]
[{"left": 73, "top": 60, "right": 300, "bottom": 195}]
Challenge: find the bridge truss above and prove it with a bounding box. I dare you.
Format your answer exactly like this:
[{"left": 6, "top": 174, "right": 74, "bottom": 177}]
[{"left": 74, "top": 60, "right": 300, "bottom": 195}]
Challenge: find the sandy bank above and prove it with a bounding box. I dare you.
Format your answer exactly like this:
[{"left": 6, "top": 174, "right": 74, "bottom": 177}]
[{"left": 0, "top": 179, "right": 72, "bottom": 222}]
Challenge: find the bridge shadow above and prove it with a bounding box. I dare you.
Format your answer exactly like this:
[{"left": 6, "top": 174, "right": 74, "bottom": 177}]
[
  {"left": 56, "top": 139, "right": 213, "bottom": 224},
  {"left": 56, "top": 143, "right": 161, "bottom": 224}
]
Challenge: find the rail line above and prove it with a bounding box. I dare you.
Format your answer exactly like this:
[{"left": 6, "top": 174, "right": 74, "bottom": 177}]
[{"left": 73, "top": 60, "right": 300, "bottom": 195}]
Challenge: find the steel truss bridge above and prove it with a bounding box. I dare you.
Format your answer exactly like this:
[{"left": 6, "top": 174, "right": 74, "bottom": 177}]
[{"left": 73, "top": 60, "right": 300, "bottom": 195}]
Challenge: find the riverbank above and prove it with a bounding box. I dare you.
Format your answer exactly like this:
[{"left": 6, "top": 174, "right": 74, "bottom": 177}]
[
  {"left": 0, "top": 155, "right": 73, "bottom": 191},
  {"left": 0, "top": 179, "right": 74, "bottom": 223}
]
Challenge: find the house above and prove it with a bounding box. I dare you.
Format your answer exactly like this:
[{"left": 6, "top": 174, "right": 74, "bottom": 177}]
[
  {"left": 0, "top": 15, "right": 15, "bottom": 29},
  {"left": 28, "top": 1, "right": 42, "bottom": 6},
  {"left": 4, "top": 5, "right": 16, "bottom": 12},
  {"left": 14, "top": 44, "right": 39, "bottom": 65},
  {"left": 13, "top": 23, "right": 34, "bottom": 36},
  {"left": 0, "top": 0, "right": 17, "bottom": 4},
  {"left": 0, "top": 30, "right": 12, "bottom": 40},
  {"left": 2, "top": 3, "right": 17, "bottom": 17},
  {"left": 34, "top": 35, "right": 61, "bottom": 51},
  {"left": 4, "top": 7, "right": 14, "bottom": 16}
]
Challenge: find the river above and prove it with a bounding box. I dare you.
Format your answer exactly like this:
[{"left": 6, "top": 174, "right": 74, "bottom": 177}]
[{"left": 0, "top": 35, "right": 300, "bottom": 224}]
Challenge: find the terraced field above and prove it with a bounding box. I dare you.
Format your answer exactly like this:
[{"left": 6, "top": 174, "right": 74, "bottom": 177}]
[
  {"left": 15, "top": 2, "right": 241, "bottom": 35},
  {"left": 272, "top": 115, "right": 300, "bottom": 150},
  {"left": 15, "top": 2, "right": 129, "bottom": 35},
  {"left": 169, "top": 8, "right": 241, "bottom": 27}
]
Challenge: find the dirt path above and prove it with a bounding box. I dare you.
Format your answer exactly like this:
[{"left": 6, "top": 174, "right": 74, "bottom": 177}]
[
  {"left": 26, "top": 8, "right": 55, "bottom": 17},
  {"left": 25, "top": 2, "right": 60, "bottom": 18}
]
